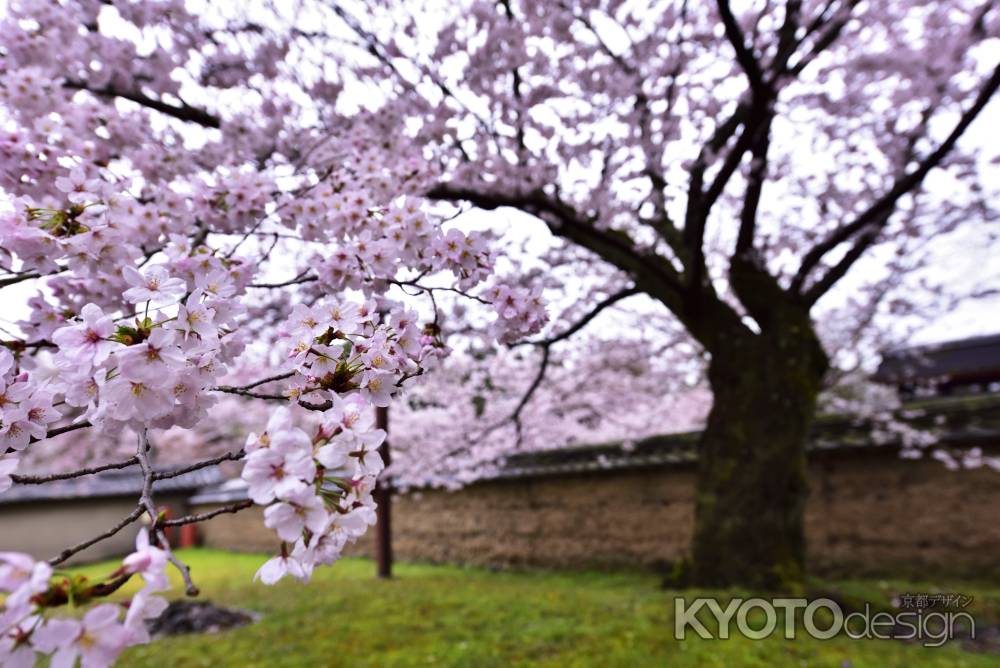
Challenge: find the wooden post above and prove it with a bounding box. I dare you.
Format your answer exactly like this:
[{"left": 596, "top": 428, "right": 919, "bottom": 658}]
[{"left": 374, "top": 404, "right": 392, "bottom": 578}]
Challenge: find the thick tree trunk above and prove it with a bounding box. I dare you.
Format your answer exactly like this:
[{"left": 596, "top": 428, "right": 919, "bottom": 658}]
[{"left": 690, "top": 321, "right": 828, "bottom": 590}]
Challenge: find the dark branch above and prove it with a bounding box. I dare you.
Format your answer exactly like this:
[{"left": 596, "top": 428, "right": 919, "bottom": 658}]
[
  {"left": 64, "top": 80, "right": 221, "bottom": 128},
  {"left": 793, "top": 62, "right": 1000, "bottom": 296},
  {"left": 6, "top": 419, "right": 93, "bottom": 455},
  {"left": 137, "top": 431, "right": 198, "bottom": 596},
  {"left": 152, "top": 449, "right": 246, "bottom": 481},
  {"left": 249, "top": 272, "right": 319, "bottom": 288},
  {"left": 509, "top": 346, "right": 550, "bottom": 444},
  {"left": 734, "top": 114, "right": 774, "bottom": 256},
  {"left": 210, "top": 384, "right": 333, "bottom": 412},
  {"left": 426, "top": 185, "right": 686, "bottom": 305},
  {"left": 160, "top": 500, "right": 254, "bottom": 527},
  {"left": 0, "top": 271, "right": 40, "bottom": 288},
  {"left": 218, "top": 372, "right": 296, "bottom": 392},
  {"left": 49, "top": 506, "right": 144, "bottom": 565},
  {"left": 684, "top": 102, "right": 751, "bottom": 282},
  {"left": 11, "top": 457, "right": 139, "bottom": 485},
  {"left": 802, "top": 225, "right": 882, "bottom": 305},
  {"left": 389, "top": 279, "right": 491, "bottom": 305},
  {"left": 516, "top": 287, "right": 640, "bottom": 348},
  {"left": 716, "top": 0, "right": 769, "bottom": 96}
]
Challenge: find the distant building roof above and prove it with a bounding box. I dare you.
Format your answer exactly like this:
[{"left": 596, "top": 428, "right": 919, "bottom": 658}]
[
  {"left": 480, "top": 393, "right": 1000, "bottom": 481},
  {"left": 874, "top": 333, "right": 1000, "bottom": 388},
  {"left": 0, "top": 465, "right": 223, "bottom": 505},
  {"left": 190, "top": 394, "right": 1000, "bottom": 494},
  {"left": 189, "top": 478, "right": 250, "bottom": 505}
]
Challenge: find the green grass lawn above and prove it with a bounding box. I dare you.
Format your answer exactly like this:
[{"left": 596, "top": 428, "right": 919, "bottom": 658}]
[{"left": 68, "top": 549, "right": 1000, "bottom": 667}]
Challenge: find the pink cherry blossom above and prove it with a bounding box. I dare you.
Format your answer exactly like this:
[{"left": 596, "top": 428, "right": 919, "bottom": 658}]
[
  {"left": 241, "top": 446, "right": 316, "bottom": 505},
  {"left": 51, "top": 304, "right": 119, "bottom": 367},
  {"left": 122, "top": 592, "right": 168, "bottom": 646},
  {"left": 0, "top": 456, "right": 17, "bottom": 494},
  {"left": 254, "top": 553, "right": 307, "bottom": 585},
  {"left": 121, "top": 529, "right": 169, "bottom": 592},
  {"left": 54, "top": 166, "right": 103, "bottom": 204},
  {"left": 38, "top": 604, "right": 129, "bottom": 668},
  {"left": 0, "top": 616, "right": 43, "bottom": 668},
  {"left": 116, "top": 328, "right": 186, "bottom": 386},
  {"left": 163, "top": 292, "right": 217, "bottom": 341},
  {"left": 121, "top": 265, "right": 187, "bottom": 306},
  {"left": 0, "top": 553, "right": 52, "bottom": 611},
  {"left": 0, "top": 410, "right": 31, "bottom": 452},
  {"left": 360, "top": 371, "right": 394, "bottom": 408},
  {"left": 263, "top": 487, "right": 329, "bottom": 542},
  {"left": 101, "top": 378, "right": 174, "bottom": 422}
]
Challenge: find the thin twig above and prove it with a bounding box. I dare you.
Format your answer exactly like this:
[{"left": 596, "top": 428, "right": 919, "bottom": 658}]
[
  {"left": 160, "top": 500, "right": 254, "bottom": 527},
  {"left": 210, "top": 384, "right": 331, "bottom": 411},
  {"left": 214, "top": 372, "right": 294, "bottom": 393},
  {"left": 11, "top": 457, "right": 139, "bottom": 485},
  {"left": 152, "top": 449, "right": 246, "bottom": 480},
  {"left": 136, "top": 431, "right": 199, "bottom": 596},
  {"left": 48, "top": 506, "right": 144, "bottom": 565},
  {"left": 388, "top": 279, "right": 491, "bottom": 304},
  {"left": 43, "top": 420, "right": 93, "bottom": 439},
  {"left": 249, "top": 272, "right": 318, "bottom": 288}
]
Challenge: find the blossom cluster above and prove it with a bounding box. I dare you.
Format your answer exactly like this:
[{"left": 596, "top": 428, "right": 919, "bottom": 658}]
[
  {"left": 242, "top": 401, "right": 385, "bottom": 584},
  {"left": 0, "top": 2, "right": 546, "bottom": 666},
  {"left": 41, "top": 263, "right": 242, "bottom": 435},
  {"left": 0, "top": 162, "right": 541, "bottom": 668},
  {"left": 0, "top": 155, "right": 542, "bottom": 665},
  {"left": 285, "top": 181, "right": 497, "bottom": 295},
  {"left": 238, "top": 298, "right": 439, "bottom": 582},
  {"left": 0, "top": 530, "right": 171, "bottom": 667},
  {"left": 280, "top": 300, "right": 432, "bottom": 406},
  {"left": 0, "top": 349, "right": 60, "bottom": 480},
  {"left": 484, "top": 283, "right": 549, "bottom": 344}
]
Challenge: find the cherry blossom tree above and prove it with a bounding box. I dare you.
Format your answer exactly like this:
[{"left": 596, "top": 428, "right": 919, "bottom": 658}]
[
  {"left": 1, "top": 6, "right": 998, "bottom": 665},
  {"left": 0, "top": 1, "right": 546, "bottom": 665},
  {"left": 291, "top": 0, "right": 999, "bottom": 588},
  {"left": 383, "top": 315, "right": 710, "bottom": 490}
]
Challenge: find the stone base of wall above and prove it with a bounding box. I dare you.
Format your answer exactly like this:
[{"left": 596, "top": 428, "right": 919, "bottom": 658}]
[{"left": 195, "top": 448, "right": 1000, "bottom": 578}]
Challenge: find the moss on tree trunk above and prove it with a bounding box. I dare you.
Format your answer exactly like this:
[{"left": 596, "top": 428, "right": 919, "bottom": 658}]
[{"left": 690, "top": 318, "right": 828, "bottom": 591}]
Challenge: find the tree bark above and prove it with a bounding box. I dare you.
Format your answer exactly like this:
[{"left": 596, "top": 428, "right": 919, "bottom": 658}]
[
  {"left": 690, "top": 318, "right": 828, "bottom": 590},
  {"left": 374, "top": 404, "right": 392, "bottom": 579}
]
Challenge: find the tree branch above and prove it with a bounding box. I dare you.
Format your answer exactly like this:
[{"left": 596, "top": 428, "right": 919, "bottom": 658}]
[
  {"left": 684, "top": 102, "right": 751, "bottom": 283},
  {"left": 716, "top": 0, "right": 769, "bottom": 96},
  {"left": 249, "top": 272, "right": 319, "bottom": 289},
  {"left": 6, "top": 419, "right": 93, "bottom": 455},
  {"left": 48, "top": 506, "right": 144, "bottom": 566},
  {"left": 802, "top": 225, "right": 883, "bottom": 305},
  {"left": 507, "top": 346, "right": 550, "bottom": 445},
  {"left": 160, "top": 500, "right": 254, "bottom": 528},
  {"left": 136, "top": 431, "right": 199, "bottom": 596},
  {"left": 64, "top": 80, "right": 221, "bottom": 129},
  {"left": 426, "top": 185, "right": 686, "bottom": 306},
  {"left": 734, "top": 113, "right": 773, "bottom": 256},
  {"left": 515, "top": 287, "right": 640, "bottom": 348},
  {"left": 11, "top": 457, "right": 139, "bottom": 485},
  {"left": 0, "top": 271, "right": 40, "bottom": 288},
  {"left": 792, "top": 62, "right": 1000, "bottom": 296},
  {"left": 152, "top": 449, "right": 246, "bottom": 481}
]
